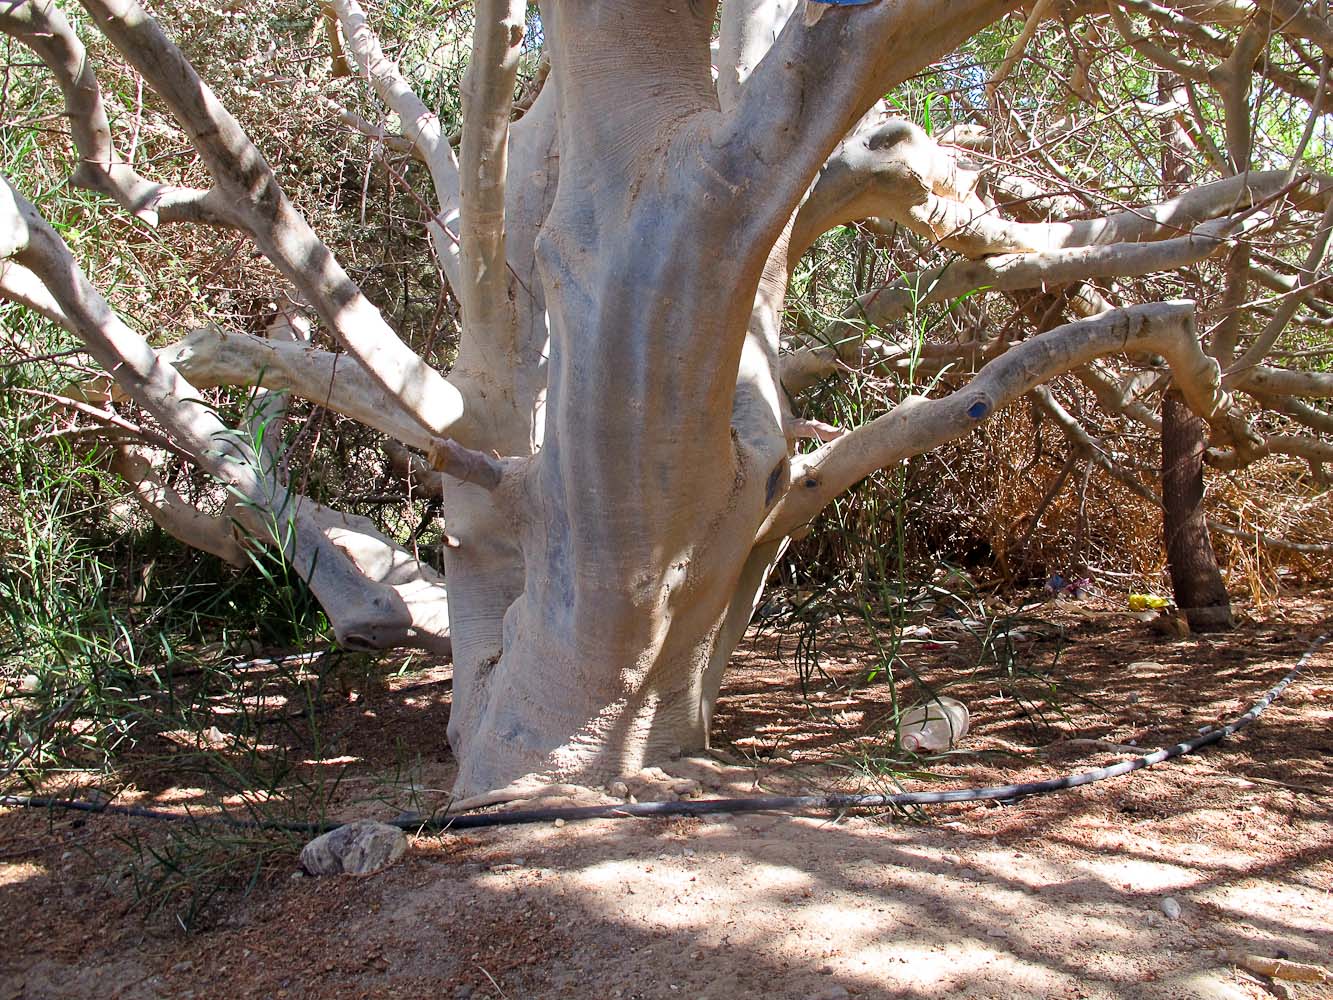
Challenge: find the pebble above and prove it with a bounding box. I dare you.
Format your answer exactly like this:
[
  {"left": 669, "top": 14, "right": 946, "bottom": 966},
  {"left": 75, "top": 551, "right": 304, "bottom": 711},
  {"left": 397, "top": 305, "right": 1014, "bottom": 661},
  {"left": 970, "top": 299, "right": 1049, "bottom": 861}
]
[
  {"left": 554, "top": 818, "right": 566, "bottom": 827},
  {"left": 1160, "top": 896, "right": 1182, "bottom": 920}
]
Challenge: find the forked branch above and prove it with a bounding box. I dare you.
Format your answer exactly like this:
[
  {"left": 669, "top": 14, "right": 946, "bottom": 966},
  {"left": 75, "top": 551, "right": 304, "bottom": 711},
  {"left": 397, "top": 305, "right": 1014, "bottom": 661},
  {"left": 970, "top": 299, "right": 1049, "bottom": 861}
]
[{"left": 76, "top": 0, "right": 467, "bottom": 441}]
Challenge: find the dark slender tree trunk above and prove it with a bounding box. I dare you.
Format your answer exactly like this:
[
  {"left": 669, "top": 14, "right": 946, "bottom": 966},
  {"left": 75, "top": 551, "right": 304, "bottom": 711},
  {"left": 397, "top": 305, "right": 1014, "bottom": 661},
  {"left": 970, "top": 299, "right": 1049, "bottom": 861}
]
[{"left": 1161, "top": 389, "right": 1233, "bottom": 631}]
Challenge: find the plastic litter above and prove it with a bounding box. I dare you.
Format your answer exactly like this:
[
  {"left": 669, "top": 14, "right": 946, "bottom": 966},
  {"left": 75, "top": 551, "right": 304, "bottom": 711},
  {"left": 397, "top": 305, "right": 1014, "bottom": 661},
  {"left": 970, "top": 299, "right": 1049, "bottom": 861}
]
[{"left": 898, "top": 696, "right": 970, "bottom": 752}]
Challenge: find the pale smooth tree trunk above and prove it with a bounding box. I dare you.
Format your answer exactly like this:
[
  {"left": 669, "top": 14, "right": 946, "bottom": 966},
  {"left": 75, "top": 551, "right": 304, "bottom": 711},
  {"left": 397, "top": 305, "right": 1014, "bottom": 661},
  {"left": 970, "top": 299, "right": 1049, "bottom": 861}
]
[{"left": 19, "top": 0, "right": 1313, "bottom": 804}]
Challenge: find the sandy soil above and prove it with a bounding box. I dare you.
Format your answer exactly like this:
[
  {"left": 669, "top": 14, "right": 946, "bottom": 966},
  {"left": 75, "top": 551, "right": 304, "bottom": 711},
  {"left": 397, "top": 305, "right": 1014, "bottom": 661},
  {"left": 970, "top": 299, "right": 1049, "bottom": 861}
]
[{"left": 2, "top": 591, "right": 1330, "bottom": 1000}]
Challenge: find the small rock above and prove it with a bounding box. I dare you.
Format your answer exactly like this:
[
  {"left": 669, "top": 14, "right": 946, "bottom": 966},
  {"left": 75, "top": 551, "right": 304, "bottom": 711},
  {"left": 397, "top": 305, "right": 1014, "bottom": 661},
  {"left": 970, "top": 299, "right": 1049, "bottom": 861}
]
[
  {"left": 1160, "top": 896, "right": 1182, "bottom": 920},
  {"left": 299, "top": 820, "right": 407, "bottom": 877},
  {"left": 553, "top": 818, "right": 566, "bottom": 828},
  {"left": 1127, "top": 660, "right": 1166, "bottom": 672},
  {"left": 18, "top": 674, "right": 40, "bottom": 695},
  {"left": 817, "top": 987, "right": 850, "bottom": 1000}
]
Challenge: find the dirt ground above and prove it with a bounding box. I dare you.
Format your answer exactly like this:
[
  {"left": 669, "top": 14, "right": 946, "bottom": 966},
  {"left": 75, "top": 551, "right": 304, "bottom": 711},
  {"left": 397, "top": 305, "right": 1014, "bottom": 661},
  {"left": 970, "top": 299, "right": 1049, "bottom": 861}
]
[{"left": 2, "top": 589, "right": 1331, "bottom": 1000}]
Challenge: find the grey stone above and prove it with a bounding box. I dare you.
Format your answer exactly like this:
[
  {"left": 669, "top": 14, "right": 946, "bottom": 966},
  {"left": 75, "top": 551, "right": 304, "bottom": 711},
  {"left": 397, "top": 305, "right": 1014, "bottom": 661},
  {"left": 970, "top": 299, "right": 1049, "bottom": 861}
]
[{"left": 299, "top": 819, "right": 407, "bottom": 876}]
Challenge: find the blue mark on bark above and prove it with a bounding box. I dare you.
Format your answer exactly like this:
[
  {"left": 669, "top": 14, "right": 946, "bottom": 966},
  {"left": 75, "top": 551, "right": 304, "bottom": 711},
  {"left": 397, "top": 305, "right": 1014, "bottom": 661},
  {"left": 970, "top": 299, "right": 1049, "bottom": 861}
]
[
  {"left": 765, "top": 462, "right": 784, "bottom": 506},
  {"left": 967, "top": 400, "right": 990, "bottom": 420}
]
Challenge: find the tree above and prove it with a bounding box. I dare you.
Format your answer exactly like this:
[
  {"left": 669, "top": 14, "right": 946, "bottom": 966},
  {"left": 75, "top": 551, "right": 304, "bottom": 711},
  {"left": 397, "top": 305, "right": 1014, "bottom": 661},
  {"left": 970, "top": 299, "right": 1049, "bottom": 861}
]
[{"left": 2, "top": 0, "right": 1330, "bottom": 796}]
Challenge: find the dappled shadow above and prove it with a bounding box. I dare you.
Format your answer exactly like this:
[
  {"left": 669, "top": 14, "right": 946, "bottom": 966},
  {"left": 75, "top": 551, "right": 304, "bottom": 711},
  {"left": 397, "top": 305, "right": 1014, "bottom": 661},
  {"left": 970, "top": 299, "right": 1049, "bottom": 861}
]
[{"left": 2, "top": 597, "right": 1330, "bottom": 998}]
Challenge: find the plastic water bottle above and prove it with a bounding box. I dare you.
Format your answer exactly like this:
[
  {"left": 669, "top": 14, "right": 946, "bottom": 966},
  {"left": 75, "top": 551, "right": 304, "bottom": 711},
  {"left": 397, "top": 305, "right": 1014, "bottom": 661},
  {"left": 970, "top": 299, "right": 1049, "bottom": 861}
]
[{"left": 897, "top": 696, "right": 970, "bottom": 751}]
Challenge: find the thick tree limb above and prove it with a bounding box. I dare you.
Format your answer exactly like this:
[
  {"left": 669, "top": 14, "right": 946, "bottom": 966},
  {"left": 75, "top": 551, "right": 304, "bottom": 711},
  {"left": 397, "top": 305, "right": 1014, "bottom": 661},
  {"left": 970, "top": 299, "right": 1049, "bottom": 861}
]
[
  {"left": 762, "top": 302, "right": 1226, "bottom": 540},
  {"left": 3, "top": 175, "right": 451, "bottom": 654},
  {"left": 427, "top": 437, "right": 508, "bottom": 491},
  {"left": 798, "top": 118, "right": 1319, "bottom": 260},
  {"left": 711, "top": 0, "right": 1021, "bottom": 251},
  {"left": 111, "top": 445, "right": 248, "bottom": 567},
  {"left": 0, "top": 0, "right": 227, "bottom": 228},
  {"left": 716, "top": 0, "right": 800, "bottom": 111},
  {"left": 457, "top": 0, "right": 525, "bottom": 367},
  {"left": 781, "top": 212, "right": 1265, "bottom": 393},
  {"left": 327, "top": 0, "right": 464, "bottom": 292},
  {"left": 0, "top": 261, "right": 72, "bottom": 331},
  {"left": 152, "top": 327, "right": 435, "bottom": 452},
  {"left": 1232, "top": 365, "right": 1333, "bottom": 398},
  {"left": 76, "top": 0, "right": 467, "bottom": 441}
]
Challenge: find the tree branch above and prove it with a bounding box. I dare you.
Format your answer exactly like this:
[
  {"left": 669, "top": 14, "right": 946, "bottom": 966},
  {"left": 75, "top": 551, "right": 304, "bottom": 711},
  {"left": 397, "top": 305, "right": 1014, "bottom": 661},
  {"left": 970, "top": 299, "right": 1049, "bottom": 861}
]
[
  {"left": 716, "top": 0, "right": 800, "bottom": 111},
  {"left": 326, "top": 0, "right": 464, "bottom": 292},
  {"left": 152, "top": 327, "right": 436, "bottom": 452},
  {"left": 110, "top": 444, "right": 248, "bottom": 567},
  {"left": 712, "top": 0, "right": 1020, "bottom": 250},
  {"left": 457, "top": 0, "right": 525, "bottom": 362},
  {"left": 76, "top": 0, "right": 467, "bottom": 441},
  {"left": 0, "top": 0, "right": 227, "bottom": 227},
  {"left": 781, "top": 211, "right": 1266, "bottom": 393},
  {"left": 3, "top": 175, "right": 451, "bottom": 653},
  {"left": 0, "top": 261, "right": 72, "bottom": 331},
  {"left": 762, "top": 301, "right": 1227, "bottom": 540}
]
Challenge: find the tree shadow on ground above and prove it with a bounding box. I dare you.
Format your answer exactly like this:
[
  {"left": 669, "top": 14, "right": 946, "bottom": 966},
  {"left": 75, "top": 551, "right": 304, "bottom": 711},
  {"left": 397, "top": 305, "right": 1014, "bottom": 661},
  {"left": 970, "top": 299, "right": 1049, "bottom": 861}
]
[{"left": 1, "top": 602, "right": 1329, "bottom": 999}]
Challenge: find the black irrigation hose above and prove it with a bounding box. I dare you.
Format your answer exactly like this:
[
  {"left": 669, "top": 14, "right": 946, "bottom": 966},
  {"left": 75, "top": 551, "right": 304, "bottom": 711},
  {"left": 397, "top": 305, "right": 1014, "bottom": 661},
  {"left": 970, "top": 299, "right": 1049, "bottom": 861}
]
[{"left": 2, "top": 633, "right": 1327, "bottom": 837}]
